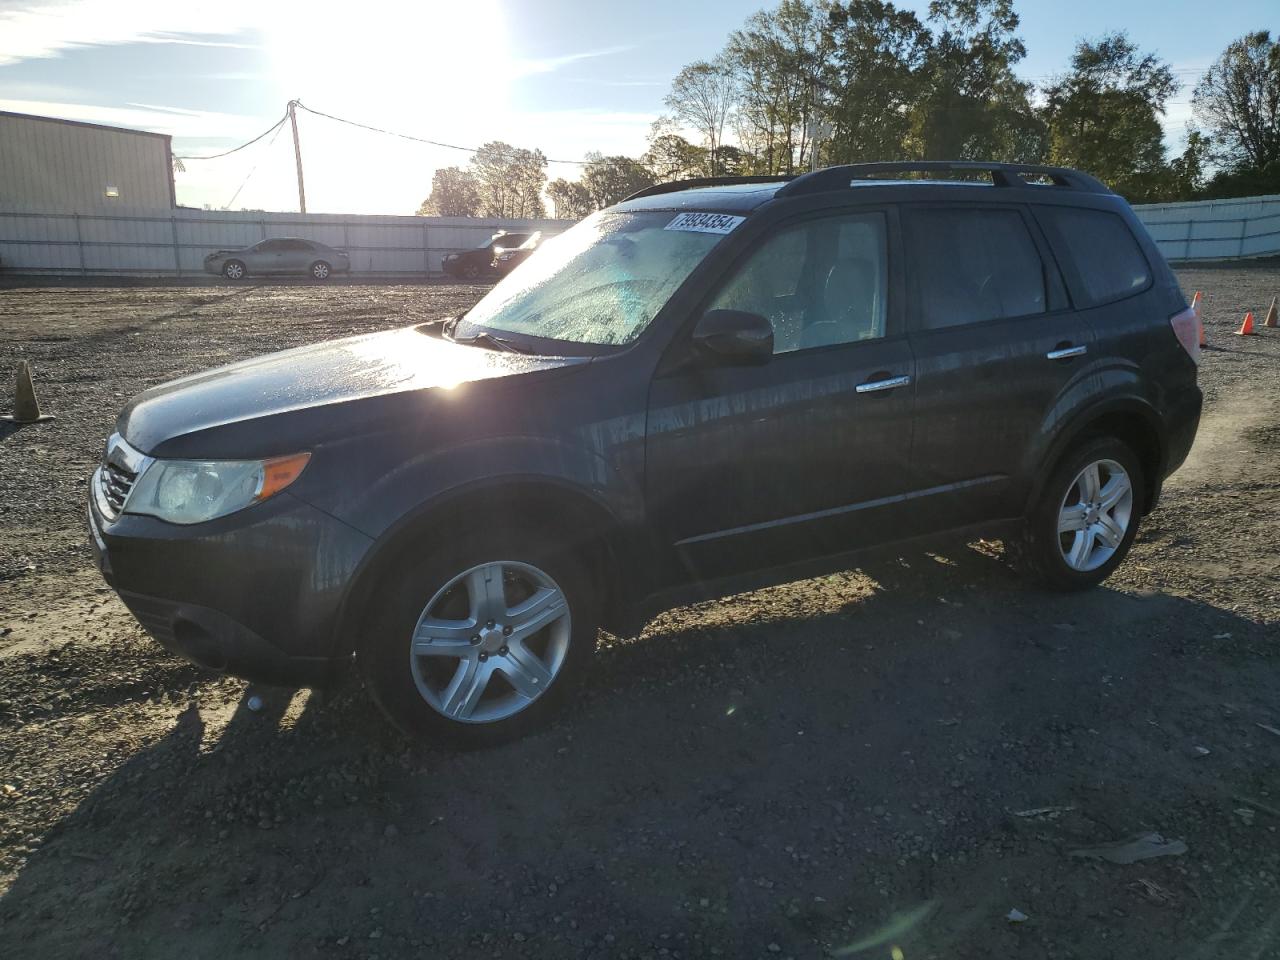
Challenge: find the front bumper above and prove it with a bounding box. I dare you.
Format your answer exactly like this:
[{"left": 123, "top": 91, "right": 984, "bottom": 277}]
[{"left": 89, "top": 481, "right": 373, "bottom": 686}]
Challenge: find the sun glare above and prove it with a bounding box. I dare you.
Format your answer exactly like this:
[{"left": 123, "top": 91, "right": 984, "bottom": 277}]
[
  {"left": 265, "top": 0, "right": 508, "bottom": 110},
  {"left": 258, "top": 0, "right": 511, "bottom": 213}
]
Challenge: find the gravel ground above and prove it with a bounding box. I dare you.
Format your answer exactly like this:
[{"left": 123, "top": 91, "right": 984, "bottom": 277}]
[{"left": 1, "top": 271, "right": 1278, "bottom": 959}]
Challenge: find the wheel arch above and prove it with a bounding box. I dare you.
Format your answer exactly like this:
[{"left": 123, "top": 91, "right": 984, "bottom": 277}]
[
  {"left": 1027, "top": 399, "right": 1166, "bottom": 517},
  {"left": 332, "top": 476, "right": 629, "bottom": 659}
]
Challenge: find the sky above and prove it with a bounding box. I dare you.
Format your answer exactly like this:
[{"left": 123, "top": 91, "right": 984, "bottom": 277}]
[{"left": 0, "top": 0, "right": 1273, "bottom": 215}]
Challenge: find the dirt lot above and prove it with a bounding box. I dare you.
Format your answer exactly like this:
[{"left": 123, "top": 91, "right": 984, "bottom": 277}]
[{"left": 1, "top": 272, "right": 1278, "bottom": 959}]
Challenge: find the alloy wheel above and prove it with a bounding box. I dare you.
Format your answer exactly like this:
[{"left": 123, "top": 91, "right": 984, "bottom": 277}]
[
  {"left": 224, "top": 262, "right": 244, "bottom": 280},
  {"left": 1057, "top": 458, "right": 1134, "bottom": 572},
  {"left": 312, "top": 262, "right": 330, "bottom": 279},
  {"left": 409, "top": 561, "right": 571, "bottom": 724}
]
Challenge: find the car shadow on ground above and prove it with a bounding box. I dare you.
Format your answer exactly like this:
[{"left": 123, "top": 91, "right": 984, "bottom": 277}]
[{"left": 3, "top": 543, "right": 1278, "bottom": 958}]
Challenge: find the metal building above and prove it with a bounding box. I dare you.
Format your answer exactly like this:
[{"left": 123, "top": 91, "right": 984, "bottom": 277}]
[{"left": 0, "top": 110, "right": 175, "bottom": 214}]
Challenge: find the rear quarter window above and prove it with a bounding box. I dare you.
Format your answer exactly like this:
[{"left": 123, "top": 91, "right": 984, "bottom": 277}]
[{"left": 1037, "top": 206, "right": 1151, "bottom": 307}]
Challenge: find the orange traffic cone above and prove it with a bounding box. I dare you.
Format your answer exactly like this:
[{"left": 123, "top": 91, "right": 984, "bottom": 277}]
[
  {"left": 1237, "top": 311, "right": 1256, "bottom": 336},
  {"left": 1264, "top": 295, "right": 1277, "bottom": 328},
  {"left": 1, "top": 360, "right": 55, "bottom": 424}
]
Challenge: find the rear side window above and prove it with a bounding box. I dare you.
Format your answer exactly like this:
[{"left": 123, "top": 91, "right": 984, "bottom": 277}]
[
  {"left": 904, "top": 208, "right": 1046, "bottom": 329},
  {"left": 1037, "top": 206, "right": 1151, "bottom": 306}
]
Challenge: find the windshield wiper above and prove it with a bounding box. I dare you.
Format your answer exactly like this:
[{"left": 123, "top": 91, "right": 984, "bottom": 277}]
[
  {"left": 452, "top": 330, "right": 532, "bottom": 354},
  {"left": 439, "top": 315, "right": 532, "bottom": 353}
]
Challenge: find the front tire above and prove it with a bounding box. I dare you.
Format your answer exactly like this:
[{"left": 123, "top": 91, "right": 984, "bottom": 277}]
[
  {"left": 222, "top": 259, "right": 246, "bottom": 280},
  {"left": 1021, "top": 436, "right": 1145, "bottom": 590},
  {"left": 358, "top": 523, "right": 598, "bottom": 747},
  {"left": 310, "top": 260, "right": 331, "bottom": 281}
]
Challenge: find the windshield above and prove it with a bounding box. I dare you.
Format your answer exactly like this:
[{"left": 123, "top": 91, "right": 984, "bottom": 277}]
[{"left": 457, "top": 211, "right": 736, "bottom": 347}]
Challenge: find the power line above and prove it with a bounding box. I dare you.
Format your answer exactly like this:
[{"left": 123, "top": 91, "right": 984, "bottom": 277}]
[
  {"left": 223, "top": 117, "right": 287, "bottom": 210},
  {"left": 294, "top": 100, "right": 590, "bottom": 166},
  {"left": 175, "top": 113, "right": 288, "bottom": 161}
]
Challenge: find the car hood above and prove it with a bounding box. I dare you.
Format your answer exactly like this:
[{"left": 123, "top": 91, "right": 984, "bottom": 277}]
[{"left": 119, "top": 325, "right": 589, "bottom": 457}]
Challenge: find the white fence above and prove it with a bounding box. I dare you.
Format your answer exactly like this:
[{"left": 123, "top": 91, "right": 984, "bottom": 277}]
[
  {"left": 1, "top": 193, "right": 1277, "bottom": 277},
  {"left": 1133, "top": 193, "right": 1280, "bottom": 263},
  {"left": 0, "top": 206, "right": 571, "bottom": 278}
]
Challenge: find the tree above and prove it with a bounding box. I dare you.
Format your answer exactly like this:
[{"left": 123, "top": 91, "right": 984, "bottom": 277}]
[
  {"left": 417, "top": 166, "right": 479, "bottom": 217},
  {"left": 664, "top": 59, "right": 737, "bottom": 175},
  {"left": 1192, "top": 31, "right": 1280, "bottom": 172},
  {"left": 469, "top": 142, "right": 548, "bottom": 219},
  {"left": 1165, "top": 129, "right": 1209, "bottom": 199},
  {"left": 825, "top": 0, "right": 932, "bottom": 163},
  {"left": 642, "top": 120, "right": 710, "bottom": 181},
  {"left": 546, "top": 178, "right": 594, "bottom": 219},
  {"left": 723, "top": 0, "right": 833, "bottom": 174},
  {"left": 911, "top": 0, "right": 1043, "bottom": 161},
  {"left": 1041, "top": 33, "right": 1178, "bottom": 201},
  {"left": 581, "top": 153, "right": 658, "bottom": 208}
]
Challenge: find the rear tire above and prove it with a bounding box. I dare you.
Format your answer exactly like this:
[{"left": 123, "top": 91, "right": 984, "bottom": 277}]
[
  {"left": 358, "top": 522, "right": 598, "bottom": 747},
  {"left": 1020, "top": 436, "right": 1145, "bottom": 591}
]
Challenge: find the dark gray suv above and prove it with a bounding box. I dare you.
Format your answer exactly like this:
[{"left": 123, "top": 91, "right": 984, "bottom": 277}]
[{"left": 89, "top": 162, "right": 1202, "bottom": 745}]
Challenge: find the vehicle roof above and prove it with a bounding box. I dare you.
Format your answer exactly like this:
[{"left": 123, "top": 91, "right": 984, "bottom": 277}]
[
  {"left": 616, "top": 182, "right": 789, "bottom": 214},
  {"left": 615, "top": 163, "right": 1116, "bottom": 215}
]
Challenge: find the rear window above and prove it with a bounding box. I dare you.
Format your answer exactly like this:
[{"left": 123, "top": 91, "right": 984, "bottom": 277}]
[
  {"left": 1037, "top": 206, "right": 1151, "bottom": 306},
  {"left": 904, "top": 208, "right": 1046, "bottom": 329}
]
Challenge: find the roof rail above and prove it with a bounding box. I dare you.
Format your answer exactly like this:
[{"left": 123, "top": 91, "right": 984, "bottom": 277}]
[
  {"left": 775, "top": 162, "right": 1111, "bottom": 197},
  {"left": 624, "top": 175, "right": 796, "bottom": 202}
]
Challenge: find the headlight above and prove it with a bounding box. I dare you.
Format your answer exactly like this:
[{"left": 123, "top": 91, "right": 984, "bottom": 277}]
[{"left": 125, "top": 452, "right": 310, "bottom": 525}]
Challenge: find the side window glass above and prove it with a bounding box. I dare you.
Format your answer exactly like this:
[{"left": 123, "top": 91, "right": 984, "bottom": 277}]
[
  {"left": 1037, "top": 207, "right": 1151, "bottom": 306},
  {"left": 905, "top": 208, "right": 1046, "bottom": 329},
  {"left": 708, "top": 213, "right": 888, "bottom": 354}
]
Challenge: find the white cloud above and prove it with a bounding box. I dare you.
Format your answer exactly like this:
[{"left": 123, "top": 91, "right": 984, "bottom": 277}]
[
  {"left": 513, "top": 45, "right": 634, "bottom": 77},
  {"left": 0, "top": 1, "right": 260, "bottom": 65}
]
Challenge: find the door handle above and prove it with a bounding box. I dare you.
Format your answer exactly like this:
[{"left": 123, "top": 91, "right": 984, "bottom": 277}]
[
  {"left": 1046, "top": 345, "right": 1087, "bottom": 360},
  {"left": 855, "top": 374, "right": 911, "bottom": 394}
]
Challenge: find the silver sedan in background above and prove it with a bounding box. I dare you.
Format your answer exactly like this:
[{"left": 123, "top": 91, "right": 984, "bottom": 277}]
[{"left": 203, "top": 238, "right": 351, "bottom": 281}]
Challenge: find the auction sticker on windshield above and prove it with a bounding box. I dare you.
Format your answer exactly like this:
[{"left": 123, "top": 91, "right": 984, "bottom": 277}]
[{"left": 664, "top": 212, "right": 746, "bottom": 235}]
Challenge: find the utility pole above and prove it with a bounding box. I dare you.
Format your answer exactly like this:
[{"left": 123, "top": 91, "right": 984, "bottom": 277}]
[
  {"left": 288, "top": 99, "right": 307, "bottom": 214},
  {"left": 807, "top": 77, "right": 832, "bottom": 173}
]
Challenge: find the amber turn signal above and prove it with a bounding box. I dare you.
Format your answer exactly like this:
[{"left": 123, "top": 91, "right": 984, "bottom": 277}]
[{"left": 256, "top": 452, "right": 312, "bottom": 502}]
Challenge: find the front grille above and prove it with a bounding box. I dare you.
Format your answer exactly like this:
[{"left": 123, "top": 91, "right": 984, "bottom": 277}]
[
  {"left": 95, "top": 433, "right": 151, "bottom": 521},
  {"left": 99, "top": 462, "right": 137, "bottom": 516}
]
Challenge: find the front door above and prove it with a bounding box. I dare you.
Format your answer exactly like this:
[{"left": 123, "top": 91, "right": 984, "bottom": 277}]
[
  {"left": 901, "top": 203, "right": 1093, "bottom": 526},
  {"left": 645, "top": 208, "right": 917, "bottom": 585}
]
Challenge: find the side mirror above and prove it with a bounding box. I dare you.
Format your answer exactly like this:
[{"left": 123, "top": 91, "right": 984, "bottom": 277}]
[{"left": 691, "top": 309, "right": 773, "bottom": 365}]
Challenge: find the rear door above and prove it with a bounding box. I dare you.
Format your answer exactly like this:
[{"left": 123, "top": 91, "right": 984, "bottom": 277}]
[
  {"left": 282, "top": 239, "right": 314, "bottom": 273},
  {"left": 645, "top": 207, "right": 917, "bottom": 583},
  {"left": 902, "top": 203, "right": 1090, "bottom": 525}
]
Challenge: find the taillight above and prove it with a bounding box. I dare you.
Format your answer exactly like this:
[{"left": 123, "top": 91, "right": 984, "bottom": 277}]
[{"left": 1169, "top": 306, "right": 1200, "bottom": 365}]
